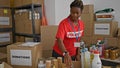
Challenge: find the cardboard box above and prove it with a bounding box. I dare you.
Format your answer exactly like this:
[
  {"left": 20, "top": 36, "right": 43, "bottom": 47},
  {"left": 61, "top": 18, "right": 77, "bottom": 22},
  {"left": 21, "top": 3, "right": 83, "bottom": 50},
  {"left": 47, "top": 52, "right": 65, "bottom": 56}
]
[
  {"left": 41, "top": 26, "right": 58, "bottom": 50},
  {"left": 22, "top": 0, "right": 43, "bottom": 6},
  {"left": 84, "top": 25, "right": 93, "bottom": 37},
  {"left": 0, "top": 32, "right": 12, "bottom": 45},
  {"left": 102, "top": 66, "right": 112, "bottom": 68},
  {"left": 15, "top": 12, "right": 25, "bottom": 34},
  {"left": 81, "top": 36, "right": 92, "bottom": 46},
  {"left": 0, "top": 62, "right": 13, "bottom": 68},
  {"left": 117, "top": 38, "right": 120, "bottom": 48},
  {"left": 81, "top": 13, "right": 94, "bottom": 37},
  {"left": 93, "top": 21, "right": 118, "bottom": 37},
  {"left": 0, "top": 9, "right": 12, "bottom": 28},
  {"left": 14, "top": 0, "right": 22, "bottom": 7},
  {"left": 14, "top": 0, "right": 43, "bottom": 7},
  {"left": 0, "top": 47, "right": 7, "bottom": 53},
  {"left": 62, "top": 61, "right": 81, "bottom": 68},
  {"left": 42, "top": 50, "right": 52, "bottom": 58},
  {"left": 15, "top": 11, "right": 41, "bottom": 34},
  {"left": 0, "top": 52, "right": 7, "bottom": 60},
  {"left": 117, "top": 28, "right": 120, "bottom": 37},
  {"left": 7, "top": 42, "right": 42, "bottom": 68},
  {"left": 106, "top": 37, "right": 118, "bottom": 47},
  {"left": 0, "top": 52, "right": 7, "bottom": 62},
  {"left": 0, "top": 0, "right": 10, "bottom": 7},
  {"left": 15, "top": 36, "right": 25, "bottom": 42},
  {"left": 91, "top": 36, "right": 118, "bottom": 47},
  {"left": 91, "top": 36, "right": 105, "bottom": 44},
  {"left": 117, "top": 65, "right": 120, "bottom": 68},
  {"left": 81, "top": 13, "right": 94, "bottom": 22},
  {"left": 83, "top": 5, "right": 94, "bottom": 14}
]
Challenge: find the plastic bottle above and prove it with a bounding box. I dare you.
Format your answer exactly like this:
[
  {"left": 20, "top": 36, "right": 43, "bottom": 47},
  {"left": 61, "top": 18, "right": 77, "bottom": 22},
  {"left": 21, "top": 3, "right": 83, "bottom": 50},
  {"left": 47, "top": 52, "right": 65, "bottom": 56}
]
[
  {"left": 92, "top": 50, "right": 102, "bottom": 68},
  {"left": 38, "top": 60, "right": 46, "bottom": 68},
  {"left": 84, "top": 48, "right": 91, "bottom": 68},
  {"left": 81, "top": 49, "right": 85, "bottom": 68}
]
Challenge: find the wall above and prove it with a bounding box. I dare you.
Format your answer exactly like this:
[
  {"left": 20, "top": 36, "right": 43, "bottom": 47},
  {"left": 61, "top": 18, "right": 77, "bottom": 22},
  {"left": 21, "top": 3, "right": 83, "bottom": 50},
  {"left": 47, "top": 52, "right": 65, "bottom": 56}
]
[
  {"left": 45, "top": 0, "right": 74, "bottom": 25},
  {"left": 44, "top": 0, "right": 55, "bottom": 25},
  {"left": 45, "top": 0, "right": 120, "bottom": 27}
]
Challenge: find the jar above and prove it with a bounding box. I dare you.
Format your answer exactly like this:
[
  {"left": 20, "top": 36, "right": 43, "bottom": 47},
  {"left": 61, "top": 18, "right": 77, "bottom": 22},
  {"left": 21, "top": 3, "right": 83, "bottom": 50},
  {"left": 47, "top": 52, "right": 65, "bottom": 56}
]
[
  {"left": 110, "top": 50, "right": 116, "bottom": 60},
  {"left": 104, "top": 49, "right": 109, "bottom": 59}
]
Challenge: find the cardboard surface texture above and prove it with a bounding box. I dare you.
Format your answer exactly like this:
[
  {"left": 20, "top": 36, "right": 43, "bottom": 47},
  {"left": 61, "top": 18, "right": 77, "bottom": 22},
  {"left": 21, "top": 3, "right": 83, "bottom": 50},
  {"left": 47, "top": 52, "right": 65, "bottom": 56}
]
[
  {"left": 14, "top": 0, "right": 43, "bottom": 7},
  {"left": 0, "top": 9, "right": 12, "bottom": 28},
  {"left": 7, "top": 42, "right": 42, "bottom": 68},
  {"left": 41, "top": 26, "right": 58, "bottom": 50},
  {"left": 0, "top": 0, "right": 10, "bottom": 7},
  {"left": 41, "top": 25, "right": 58, "bottom": 58},
  {"left": 0, "top": 62, "right": 13, "bottom": 68},
  {"left": 62, "top": 61, "right": 81, "bottom": 68},
  {"left": 94, "top": 21, "right": 118, "bottom": 37},
  {"left": 0, "top": 52, "right": 6, "bottom": 60},
  {"left": 83, "top": 5, "right": 94, "bottom": 14},
  {"left": 15, "top": 11, "right": 41, "bottom": 34}
]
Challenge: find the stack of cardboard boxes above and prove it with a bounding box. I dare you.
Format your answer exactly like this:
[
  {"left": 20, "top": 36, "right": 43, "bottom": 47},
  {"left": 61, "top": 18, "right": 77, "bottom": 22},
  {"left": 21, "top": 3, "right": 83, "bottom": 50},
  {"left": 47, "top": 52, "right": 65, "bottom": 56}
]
[
  {"left": 13, "top": 0, "right": 43, "bottom": 42},
  {"left": 81, "top": 4, "right": 119, "bottom": 47},
  {"left": 0, "top": 1, "right": 12, "bottom": 45},
  {"left": 7, "top": 42, "right": 42, "bottom": 68},
  {"left": 81, "top": 5, "right": 94, "bottom": 46}
]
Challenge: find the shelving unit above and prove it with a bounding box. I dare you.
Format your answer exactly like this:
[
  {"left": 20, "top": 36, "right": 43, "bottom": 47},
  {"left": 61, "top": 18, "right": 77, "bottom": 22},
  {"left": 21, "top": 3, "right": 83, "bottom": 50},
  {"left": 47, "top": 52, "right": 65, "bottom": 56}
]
[
  {"left": 12, "top": 4, "right": 42, "bottom": 42},
  {"left": 101, "top": 57, "right": 120, "bottom": 64}
]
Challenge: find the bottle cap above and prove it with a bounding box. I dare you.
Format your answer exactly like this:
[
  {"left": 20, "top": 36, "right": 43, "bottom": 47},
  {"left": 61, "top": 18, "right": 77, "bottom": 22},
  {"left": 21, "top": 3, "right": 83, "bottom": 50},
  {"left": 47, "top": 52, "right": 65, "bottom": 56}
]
[{"left": 94, "top": 50, "right": 100, "bottom": 54}]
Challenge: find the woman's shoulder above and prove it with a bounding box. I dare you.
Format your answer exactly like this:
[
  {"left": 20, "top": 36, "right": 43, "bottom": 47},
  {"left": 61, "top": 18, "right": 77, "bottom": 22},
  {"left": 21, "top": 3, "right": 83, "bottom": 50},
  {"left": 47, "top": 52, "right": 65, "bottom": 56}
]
[{"left": 59, "top": 17, "right": 69, "bottom": 25}]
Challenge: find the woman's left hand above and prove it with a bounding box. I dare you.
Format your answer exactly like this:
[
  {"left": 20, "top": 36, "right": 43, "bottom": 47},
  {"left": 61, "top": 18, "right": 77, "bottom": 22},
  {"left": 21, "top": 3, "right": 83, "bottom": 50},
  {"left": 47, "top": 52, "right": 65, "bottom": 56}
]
[{"left": 76, "top": 54, "right": 80, "bottom": 61}]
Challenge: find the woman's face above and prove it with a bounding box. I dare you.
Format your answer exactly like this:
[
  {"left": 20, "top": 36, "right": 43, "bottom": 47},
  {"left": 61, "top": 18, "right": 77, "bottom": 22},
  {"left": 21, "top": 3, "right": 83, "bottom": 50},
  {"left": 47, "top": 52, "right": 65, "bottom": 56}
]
[{"left": 70, "top": 7, "right": 82, "bottom": 22}]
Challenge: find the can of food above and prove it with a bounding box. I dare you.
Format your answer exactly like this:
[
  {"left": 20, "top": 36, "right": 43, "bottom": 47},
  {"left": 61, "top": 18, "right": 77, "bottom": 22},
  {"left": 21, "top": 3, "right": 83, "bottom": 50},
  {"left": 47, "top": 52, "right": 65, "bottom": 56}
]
[
  {"left": 104, "top": 49, "right": 110, "bottom": 59},
  {"left": 110, "top": 49, "right": 116, "bottom": 60}
]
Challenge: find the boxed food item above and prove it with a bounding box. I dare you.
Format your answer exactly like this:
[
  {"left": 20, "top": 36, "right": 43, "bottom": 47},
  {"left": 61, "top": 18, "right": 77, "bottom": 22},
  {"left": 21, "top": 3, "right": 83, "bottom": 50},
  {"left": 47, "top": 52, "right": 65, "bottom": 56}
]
[
  {"left": 7, "top": 42, "right": 42, "bottom": 68},
  {"left": 0, "top": 9, "right": 12, "bottom": 28}
]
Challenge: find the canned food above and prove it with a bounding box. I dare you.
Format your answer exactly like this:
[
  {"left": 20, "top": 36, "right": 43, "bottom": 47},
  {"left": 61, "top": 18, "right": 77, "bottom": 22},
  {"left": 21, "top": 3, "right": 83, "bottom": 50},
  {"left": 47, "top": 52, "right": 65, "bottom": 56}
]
[
  {"left": 104, "top": 49, "right": 109, "bottom": 59},
  {"left": 110, "top": 50, "right": 116, "bottom": 60}
]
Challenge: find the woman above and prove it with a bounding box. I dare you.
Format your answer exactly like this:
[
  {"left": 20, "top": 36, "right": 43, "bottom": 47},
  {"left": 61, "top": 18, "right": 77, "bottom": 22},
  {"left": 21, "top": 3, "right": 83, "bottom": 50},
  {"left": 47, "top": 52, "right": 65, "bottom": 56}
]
[{"left": 52, "top": 0, "right": 84, "bottom": 67}]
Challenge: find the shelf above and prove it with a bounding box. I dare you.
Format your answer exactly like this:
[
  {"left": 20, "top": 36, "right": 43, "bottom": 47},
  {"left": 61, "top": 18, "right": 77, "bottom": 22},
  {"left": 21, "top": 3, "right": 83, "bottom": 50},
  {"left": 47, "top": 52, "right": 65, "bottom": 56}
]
[
  {"left": 0, "top": 6, "right": 11, "bottom": 9},
  {"left": 14, "top": 4, "right": 41, "bottom": 10},
  {"left": 0, "top": 43, "right": 11, "bottom": 47},
  {"left": 0, "top": 28, "right": 12, "bottom": 32},
  {"left": 15, "top": 33, "right": 40, "bottom": 38},
  {"left": 101, "top": 57, "right": 120, "bottom": 64}
]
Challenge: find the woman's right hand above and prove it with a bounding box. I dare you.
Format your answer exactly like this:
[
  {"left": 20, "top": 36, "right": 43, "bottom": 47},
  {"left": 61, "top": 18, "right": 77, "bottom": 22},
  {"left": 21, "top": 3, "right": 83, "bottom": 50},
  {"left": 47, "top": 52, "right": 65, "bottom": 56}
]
[{"left": 64, "top": 53, "right": 72, "bottom": 68}]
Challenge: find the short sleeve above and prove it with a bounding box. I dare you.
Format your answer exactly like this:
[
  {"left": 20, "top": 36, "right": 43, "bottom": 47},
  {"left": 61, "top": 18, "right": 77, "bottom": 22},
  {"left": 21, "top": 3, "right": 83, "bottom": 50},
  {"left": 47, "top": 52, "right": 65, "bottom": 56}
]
[{"left": 56, "top": 22, "right": 66, "bottom": 40}]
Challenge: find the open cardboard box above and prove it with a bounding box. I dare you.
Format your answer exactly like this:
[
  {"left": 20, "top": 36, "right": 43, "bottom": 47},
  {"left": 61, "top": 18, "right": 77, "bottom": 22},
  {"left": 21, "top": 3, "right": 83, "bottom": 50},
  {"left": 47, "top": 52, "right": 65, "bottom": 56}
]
[{"left": 0, "top": 62, "right": 13, "bottom": 68}]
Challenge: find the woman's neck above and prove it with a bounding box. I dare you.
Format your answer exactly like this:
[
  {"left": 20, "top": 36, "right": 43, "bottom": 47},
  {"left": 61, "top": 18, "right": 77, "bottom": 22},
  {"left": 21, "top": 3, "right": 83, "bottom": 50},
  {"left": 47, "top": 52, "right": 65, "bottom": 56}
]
[{"left": 69, "top": 18, "right": 78, "bottom": 26}]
